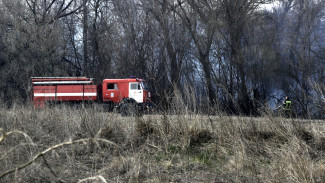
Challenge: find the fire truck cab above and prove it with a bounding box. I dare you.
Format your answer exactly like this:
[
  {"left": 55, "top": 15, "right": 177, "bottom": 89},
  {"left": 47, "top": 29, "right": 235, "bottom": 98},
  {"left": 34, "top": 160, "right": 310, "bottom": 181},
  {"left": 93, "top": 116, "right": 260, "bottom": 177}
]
[
  {"left": 101, "top": 78, "right": 152, "bottom": 110},
  {"left": 102, "top": 78, "right": 150, "bottom": 102}
]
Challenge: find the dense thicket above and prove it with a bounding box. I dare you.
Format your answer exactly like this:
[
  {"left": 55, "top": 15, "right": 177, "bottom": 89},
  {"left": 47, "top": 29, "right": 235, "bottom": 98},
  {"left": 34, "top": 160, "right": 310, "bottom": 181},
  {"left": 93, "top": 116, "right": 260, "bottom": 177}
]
[{"left": 0, "top": 0, "right": 324, "bottom": 117}]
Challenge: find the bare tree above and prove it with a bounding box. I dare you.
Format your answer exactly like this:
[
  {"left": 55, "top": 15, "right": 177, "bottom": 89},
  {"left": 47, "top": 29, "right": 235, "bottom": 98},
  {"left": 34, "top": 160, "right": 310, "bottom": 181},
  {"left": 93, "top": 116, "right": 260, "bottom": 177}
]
[
  {"left": 83, "top": 0, "right": 89, "bottom": 75},
  {"left": 218, "top": 0, "right": 272, "bottom": 113},
  {"left": 279, "top": 0, "right": 325, "bottom": 117},
  {"left": 111, "top": 0, "right": 155, "bottom": 79},
  {"left": 0, "top": 0, "right": 86, "bottom": 103},
  {"left": 169, "top": 0, "right": 220, "bottom": 105},
  {"left": 25, "top": 0, "right": 86, "bottom": 24}
]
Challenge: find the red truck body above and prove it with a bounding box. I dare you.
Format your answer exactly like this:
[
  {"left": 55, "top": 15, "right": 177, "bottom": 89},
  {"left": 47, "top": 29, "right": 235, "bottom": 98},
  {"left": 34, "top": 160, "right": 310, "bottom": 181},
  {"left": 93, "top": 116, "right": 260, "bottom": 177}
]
[{"left": 31, "top": 77, "right": 151, "bottom": 109}]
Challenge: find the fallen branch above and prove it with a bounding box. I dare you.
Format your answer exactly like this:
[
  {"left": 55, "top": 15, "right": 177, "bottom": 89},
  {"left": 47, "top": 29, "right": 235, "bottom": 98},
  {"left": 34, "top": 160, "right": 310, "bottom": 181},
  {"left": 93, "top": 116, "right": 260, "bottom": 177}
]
[
  {"left": 0, "top": 128, "right": 34, "bottom": 145},
  {"left": 0, "top": 138, "right": 120, "bottom": 179}
]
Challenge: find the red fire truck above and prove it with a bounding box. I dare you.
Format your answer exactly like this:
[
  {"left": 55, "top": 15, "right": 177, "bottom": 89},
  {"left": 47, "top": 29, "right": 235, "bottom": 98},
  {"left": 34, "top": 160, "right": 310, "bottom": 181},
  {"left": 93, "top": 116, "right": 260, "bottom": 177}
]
[{"left": 31, "top": 77, "right": 152, "bottom": 114}]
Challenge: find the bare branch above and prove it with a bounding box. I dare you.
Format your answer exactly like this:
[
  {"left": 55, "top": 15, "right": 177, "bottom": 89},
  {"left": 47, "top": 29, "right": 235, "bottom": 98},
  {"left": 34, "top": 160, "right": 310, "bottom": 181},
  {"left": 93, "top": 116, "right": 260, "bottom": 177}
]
[
  {"left": 0, "top": 138, "right": 120, "bottom": 179},
  {"left": 77, "top": 175, "right": 108, "bottom": 183},
  {"left": 0, "top": 129, "right": 34, "bottom": 145},
  {"left": 45, "top": 0, "right": 57, "bottom": 12},
  {"left": 61, "top": 0, "right": 74, "bottom": 13},
  {"left": 53, "top": 0, "right": 88, "bottom": 22},
  {"left": 0, "top": 128, "right": 4, "bottom": 143}
]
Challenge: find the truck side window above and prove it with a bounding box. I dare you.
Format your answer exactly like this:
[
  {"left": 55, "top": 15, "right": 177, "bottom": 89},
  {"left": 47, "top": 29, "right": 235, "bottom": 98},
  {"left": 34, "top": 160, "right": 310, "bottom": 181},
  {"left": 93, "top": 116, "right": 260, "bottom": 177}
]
[
  {"left": 107, "top": 83, "right": 117, "bottom": 90},
  {"left": 130, "top": 83, "right": 141, "bottom": 90},
  {"left": 130, "top": 83, "right": 137, "bottom": 90}
]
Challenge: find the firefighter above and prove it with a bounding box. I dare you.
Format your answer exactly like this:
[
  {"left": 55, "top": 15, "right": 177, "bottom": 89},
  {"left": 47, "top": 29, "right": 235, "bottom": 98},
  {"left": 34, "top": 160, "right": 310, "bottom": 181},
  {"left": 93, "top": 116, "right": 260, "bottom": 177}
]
[{"left": 282, "top": 96, "right": 292, "bottom": 117}]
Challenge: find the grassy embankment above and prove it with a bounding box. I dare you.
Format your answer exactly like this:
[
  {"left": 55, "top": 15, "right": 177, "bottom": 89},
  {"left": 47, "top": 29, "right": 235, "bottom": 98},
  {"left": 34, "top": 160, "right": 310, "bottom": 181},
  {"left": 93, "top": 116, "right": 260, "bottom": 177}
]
[{"left": 0, "top": 103, "right": 324, "bottom": 182}]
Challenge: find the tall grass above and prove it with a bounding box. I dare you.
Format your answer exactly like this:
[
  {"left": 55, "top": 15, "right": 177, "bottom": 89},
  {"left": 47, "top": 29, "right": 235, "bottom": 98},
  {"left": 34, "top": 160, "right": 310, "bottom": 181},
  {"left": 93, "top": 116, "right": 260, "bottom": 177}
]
[{"left": 0, "top": 99, "right": 324, "bottom": 182}]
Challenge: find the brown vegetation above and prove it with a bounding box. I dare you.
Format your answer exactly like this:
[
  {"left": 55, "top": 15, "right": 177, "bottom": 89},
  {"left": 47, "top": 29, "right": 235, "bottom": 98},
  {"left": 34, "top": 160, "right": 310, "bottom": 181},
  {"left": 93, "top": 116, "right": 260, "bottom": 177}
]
[{"left": 0, "top": 102, "right": 324, "bottom": 182}]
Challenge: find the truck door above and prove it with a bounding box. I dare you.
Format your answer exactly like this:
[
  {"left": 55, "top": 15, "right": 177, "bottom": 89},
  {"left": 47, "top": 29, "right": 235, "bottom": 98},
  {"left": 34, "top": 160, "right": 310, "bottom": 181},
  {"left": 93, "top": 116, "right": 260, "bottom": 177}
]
[
  {"left": 103, "top": 83, "right": 120, "bottom": 103},
  {"left": 129, "top": 82, "right": 143, "bottom": 103}
]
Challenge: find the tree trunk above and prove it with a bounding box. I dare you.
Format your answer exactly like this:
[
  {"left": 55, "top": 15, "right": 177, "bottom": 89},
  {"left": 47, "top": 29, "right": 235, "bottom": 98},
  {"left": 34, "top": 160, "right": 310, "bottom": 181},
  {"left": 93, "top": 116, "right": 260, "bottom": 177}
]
[
  {"left": 200, "top": 53, "right": 215, "bottom": 105},
  {"left": 83, "top": 0, "right": 88, "bottom": 76}
]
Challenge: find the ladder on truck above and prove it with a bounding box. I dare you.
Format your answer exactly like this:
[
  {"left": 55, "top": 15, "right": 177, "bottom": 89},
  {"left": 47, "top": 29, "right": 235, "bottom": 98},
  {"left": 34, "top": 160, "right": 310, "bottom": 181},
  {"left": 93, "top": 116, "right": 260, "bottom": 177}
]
[{"left": 31, "top": 77, "right": 94, "bottom": 85}]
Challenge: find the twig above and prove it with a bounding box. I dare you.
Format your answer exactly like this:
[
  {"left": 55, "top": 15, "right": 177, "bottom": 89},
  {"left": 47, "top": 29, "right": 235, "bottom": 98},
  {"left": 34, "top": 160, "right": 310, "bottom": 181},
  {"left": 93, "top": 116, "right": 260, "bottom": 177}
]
[
  {"left": 147, "top": 143, "right": 162, "bottom": 151},
  {"left": 77, "top": 175, "right": 107, "bottom": 183},
  {"left": 0, "top": 138, "right": 120, "bottom": 179},
  {"left": 0, "top": 128, "right": 4, "bottom": 143}
]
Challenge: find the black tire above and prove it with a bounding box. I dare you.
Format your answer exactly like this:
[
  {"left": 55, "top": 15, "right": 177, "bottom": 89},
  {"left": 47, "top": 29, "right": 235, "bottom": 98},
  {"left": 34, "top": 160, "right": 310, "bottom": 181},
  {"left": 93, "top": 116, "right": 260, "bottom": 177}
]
[
  {"left": 120, "top": 102, "right": 135, "bottom": 117},
  {"left": 120, "top": 102, "right": 145, "bottom": 117}
]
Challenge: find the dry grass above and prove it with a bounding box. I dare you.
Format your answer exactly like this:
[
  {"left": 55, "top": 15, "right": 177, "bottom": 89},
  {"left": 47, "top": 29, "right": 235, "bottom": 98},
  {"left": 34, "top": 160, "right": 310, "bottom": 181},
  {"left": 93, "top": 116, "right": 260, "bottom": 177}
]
[{"left": 0, "top": 102, "right": 324, "bottom": 182}]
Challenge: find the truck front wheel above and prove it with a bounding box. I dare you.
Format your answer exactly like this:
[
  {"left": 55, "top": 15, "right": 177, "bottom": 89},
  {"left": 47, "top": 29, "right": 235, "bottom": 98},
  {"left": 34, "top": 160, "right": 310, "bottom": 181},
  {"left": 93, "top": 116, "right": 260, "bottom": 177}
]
[
  {"left": 120, "top": 102, "right": 135, "bottom": 117},
  {"left": 120, "top": 102, "right": 144, "bottom": 117}
]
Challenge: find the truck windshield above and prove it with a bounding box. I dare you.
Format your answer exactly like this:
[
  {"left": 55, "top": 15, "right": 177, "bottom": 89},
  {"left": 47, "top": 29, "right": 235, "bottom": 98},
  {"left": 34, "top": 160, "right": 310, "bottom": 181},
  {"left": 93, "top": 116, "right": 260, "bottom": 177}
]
[{"left": 141, "top": 82, "right": 150, "bottom": 90}]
